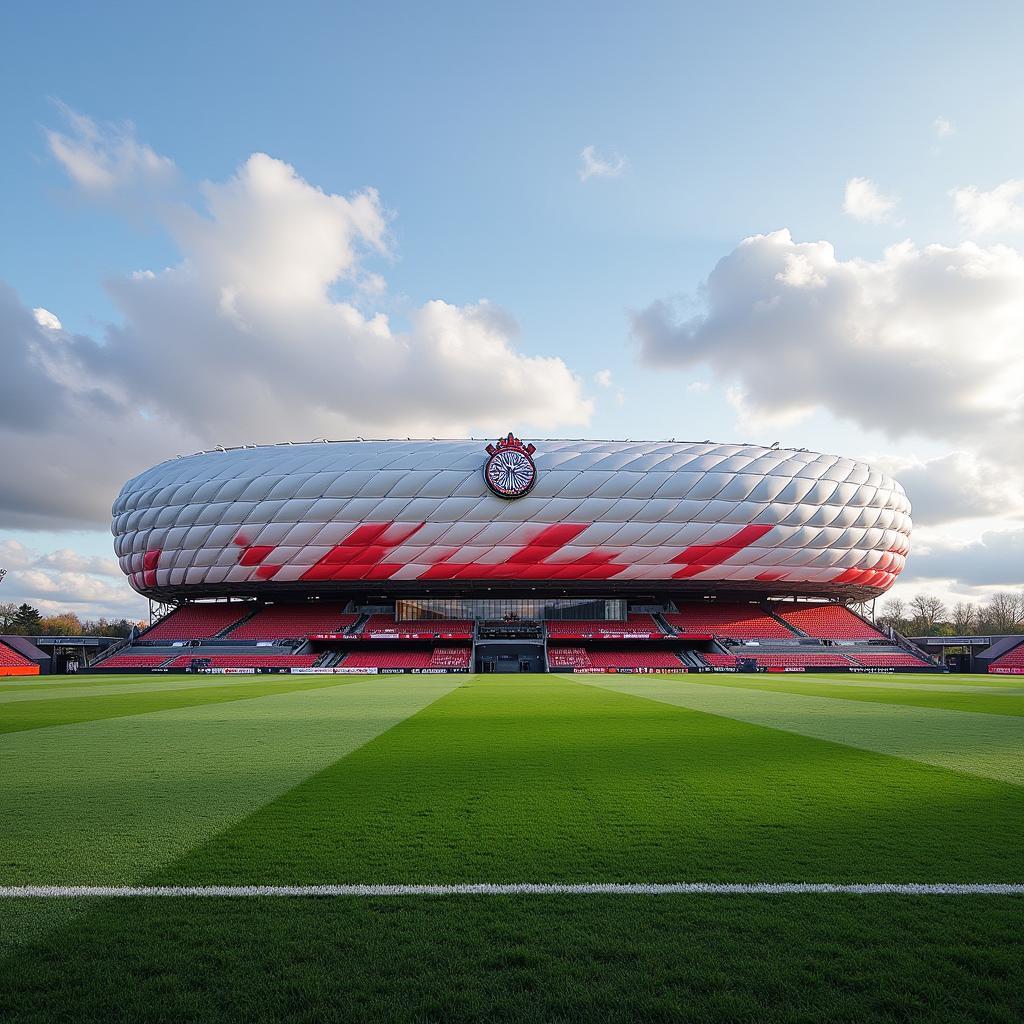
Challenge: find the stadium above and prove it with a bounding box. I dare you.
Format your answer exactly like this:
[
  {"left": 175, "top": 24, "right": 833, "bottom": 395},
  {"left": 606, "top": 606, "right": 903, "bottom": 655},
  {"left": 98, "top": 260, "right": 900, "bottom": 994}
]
[{"left": 90, "top": 434, "right": 948, "bottom": 676}]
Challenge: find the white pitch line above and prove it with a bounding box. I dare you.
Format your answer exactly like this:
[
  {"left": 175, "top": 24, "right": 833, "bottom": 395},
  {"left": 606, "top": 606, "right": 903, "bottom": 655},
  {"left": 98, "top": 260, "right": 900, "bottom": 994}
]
[{"left": 2, "top": 883, "right": 1023, "bottom": 898}]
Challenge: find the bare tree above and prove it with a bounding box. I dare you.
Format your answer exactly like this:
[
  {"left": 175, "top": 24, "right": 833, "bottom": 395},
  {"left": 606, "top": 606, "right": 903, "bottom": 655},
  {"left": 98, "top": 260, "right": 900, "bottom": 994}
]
[
  {"left": 878, "top": 597, "right": 908, "bottom": 632},
  {"left": 981, "top": 592, "right": 1024, "bottom": 634},
  {"left": 950, "top": 601, "right": 977, "bottom": 635},
  {"left": 909, "top": 593, "right": 947, "bottom": 635},
  {"left": 0, "top": 601, "right": 17, "bottom": 630}
]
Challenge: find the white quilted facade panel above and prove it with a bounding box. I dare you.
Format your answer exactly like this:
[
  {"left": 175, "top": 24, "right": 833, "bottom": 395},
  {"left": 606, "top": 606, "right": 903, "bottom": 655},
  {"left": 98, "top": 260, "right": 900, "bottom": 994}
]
[{"left": 112, "top": 439, "right": 912, "bottom": 599}]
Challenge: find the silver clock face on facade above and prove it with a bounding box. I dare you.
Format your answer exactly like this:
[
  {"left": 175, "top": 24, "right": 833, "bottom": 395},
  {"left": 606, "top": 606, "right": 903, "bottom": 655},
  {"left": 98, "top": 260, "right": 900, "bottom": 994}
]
[{"left": 484, "top": 447, "right": 537, "bottom": 499}]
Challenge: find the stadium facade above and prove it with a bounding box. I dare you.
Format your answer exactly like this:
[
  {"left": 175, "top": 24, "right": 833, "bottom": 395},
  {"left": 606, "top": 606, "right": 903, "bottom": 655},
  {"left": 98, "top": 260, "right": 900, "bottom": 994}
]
[{"left": 95, "top": 436, "right": 947, "bottom": 675}]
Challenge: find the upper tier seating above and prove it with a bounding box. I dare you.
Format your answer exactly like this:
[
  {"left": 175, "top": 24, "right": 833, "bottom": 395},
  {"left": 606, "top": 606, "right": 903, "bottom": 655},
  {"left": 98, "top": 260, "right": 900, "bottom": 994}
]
[
  {"left": 143, "top": 604, "right": 250, "bottom": 641},
  {"left": 0, "top": 641, "right": 34, "bottom": 668},
  {"left": 665, "top": 603, "right": 795, "bottom": 640},
  {"left": 99, "top": 654, "right": 173, "bottom": 669},
  {"left": 705, "top": 651, "right": 853, "bottom": 669},
  {"left": 166, "top": 654, "right": 319, "bottom": 669},
  {"left": 773, "top": 602, "right": 885, "bottom": 640},
  {"left": 227, "top": 604, "right": 358, "bottom": 640},
  {"left": 429, "top": 646, "right": 472, "bottom": 668},
  {"left": 847, "top": 651, "right": 931, "bottom": 668},
  {"left": 586, "top": 648, "right": 685, "bottom": 670},
  {"left": 990, "top": 642, "right": 1024, "bottom": 671},
  {"left": 547, "top": 646, "right": 593, "bottom": 669},
  {"left": 545, "top": 615, "right": 664, "bottom": 639},
  {"left": 342, "top": 648, "right": 434, "bottom": 669}
]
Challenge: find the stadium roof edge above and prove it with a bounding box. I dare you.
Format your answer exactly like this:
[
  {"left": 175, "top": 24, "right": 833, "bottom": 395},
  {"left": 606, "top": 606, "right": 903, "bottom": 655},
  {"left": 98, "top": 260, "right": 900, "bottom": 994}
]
[{"left": 178, "top": 437, "right": 818, "bottom": 459}]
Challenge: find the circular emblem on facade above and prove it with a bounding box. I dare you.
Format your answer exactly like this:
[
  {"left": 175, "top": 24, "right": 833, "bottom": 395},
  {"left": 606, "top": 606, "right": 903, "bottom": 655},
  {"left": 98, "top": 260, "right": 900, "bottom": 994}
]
[{"left": 484, "top": 434, "right": 538, "bottom": 499}]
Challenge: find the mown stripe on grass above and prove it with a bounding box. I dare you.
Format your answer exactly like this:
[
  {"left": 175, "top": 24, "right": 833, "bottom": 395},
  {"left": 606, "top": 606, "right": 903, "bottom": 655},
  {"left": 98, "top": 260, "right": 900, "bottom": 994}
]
[
  {"left": 571, "top": 675, "right": 1024, "bottom": 787},
  {"left": 0, "top": 674, "right": 320, "bottom": 704},
  {"left": 142, "top": 676, "right": 1024, "bottom": 892},
  {"left": 4, "top": 882, "right": 1024, "bottom": 897},
  {"left": 678, "top": 672, "right": 1024, "bottom": 717},
  {"left": 0, "top": 674, "right": 390, "bottom": 735},
  {"left": 0, "top": 676, "right": 460, "bottom": 952}
]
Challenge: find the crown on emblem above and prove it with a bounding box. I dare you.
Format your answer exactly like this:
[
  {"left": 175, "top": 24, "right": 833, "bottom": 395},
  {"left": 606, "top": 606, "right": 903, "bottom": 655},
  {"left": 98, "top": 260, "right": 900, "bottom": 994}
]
[{"left": 486, "top": 433, "right": 536, "bottom": 457}]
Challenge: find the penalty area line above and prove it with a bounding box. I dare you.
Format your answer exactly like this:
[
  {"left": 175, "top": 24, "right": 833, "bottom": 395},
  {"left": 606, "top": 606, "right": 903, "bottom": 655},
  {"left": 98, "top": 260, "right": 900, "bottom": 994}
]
[{"left": 2, "top": 883, "right": 1024, "bottom": 898}]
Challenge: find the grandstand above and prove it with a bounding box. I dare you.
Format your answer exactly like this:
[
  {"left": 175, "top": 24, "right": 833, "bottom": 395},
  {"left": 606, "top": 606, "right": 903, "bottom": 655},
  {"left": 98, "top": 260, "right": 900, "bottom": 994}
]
[
  {"left": 989, "top": 639, "right": 1024, "bottom": 674},
  {"left": 0, "top": 638, "right": 40, "bottom": 677},
  {"left": 93, "top": 436, "right": 941, "bottom": 675}
]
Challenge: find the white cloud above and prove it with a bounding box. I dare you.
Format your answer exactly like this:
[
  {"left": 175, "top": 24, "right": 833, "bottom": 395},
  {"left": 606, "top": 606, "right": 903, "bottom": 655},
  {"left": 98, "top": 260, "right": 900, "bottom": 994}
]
[
  {"left": 1, "top": 117, "right": 593, "bottom": 532},
  {"left": 842, "top": 177, "right": 899, "bottom": 223},
  {"left": 44, "top": 103, "right": 176, "bottom": 196},
  {"left": 32, "top": 307, "right": 61, "bottom": 330},
  {"left": 897, "top": 528, "right": 1024, "bottom": 589},
  {"left": 632, "top": 229, "right": 1024, "bottom": 468},
  {"left": 952, "top": 180, "right": 1024, "bottom": 235},
  {"left": 578, "top": 145, "right": 626, "bottom": 182},
  {"left": 0, "top": 539, "right": 144, "bottom": 619},
  {"left": 594, "top": 369, "right": 613, "bottom": 387},
  {"left": 775, "top": 253, "right": 825, "bottom": 289},
  {"left": 870, "top": 453, "right": 1024, "bottom": 526},
  {"left": 933, "top": 116, "right": 955, "bottom": 138}
]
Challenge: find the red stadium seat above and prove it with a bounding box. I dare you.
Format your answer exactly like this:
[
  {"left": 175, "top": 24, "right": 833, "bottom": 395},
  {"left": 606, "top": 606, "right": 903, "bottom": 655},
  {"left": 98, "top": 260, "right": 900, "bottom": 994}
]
[
  {"left": 165, "top": 654, "right": 319, "bottom": 669},
  {"left": 356, "top": 616, "right": 474, "bottom": 639},
  {"left": 989, "top": 642, "right": 1024, "bottom": 671},
  {"left": 341, "top": 648, "right": 434, "bottom": 669},
  {"left": 429, "top": 646, "right": 472, "bottom": 668},
  {"left": 547, "top": 646, "right": 593, "bottom": 669},
  {"left": 705, "top": 651, "right": 853, "bottom": 669},
  {"left": 227, "top": 605, "right": 358, "bottom": 640},
  {"left": 586, "top": 648, "right": 685, "bottom": 670},
  {"left": 665, "top": 603, "right": 795, "bottom": 640},
  {"left": 773, "top": 602, "right": 885, "bottom": 640},
  {"left": 99, "top": 654, "right": 174, "bottom": 669},
  {"left": 545, "top": 614, "right": 665, "bottom": 639},
  {"left": 142, "top": 604, "right": 251, "bottom": 641},
  {"left": 847, "top": 652, "right": 931, "bottom": 668},
  {"left": 0, "top": 641, "right": 35, "bottom": 668}
]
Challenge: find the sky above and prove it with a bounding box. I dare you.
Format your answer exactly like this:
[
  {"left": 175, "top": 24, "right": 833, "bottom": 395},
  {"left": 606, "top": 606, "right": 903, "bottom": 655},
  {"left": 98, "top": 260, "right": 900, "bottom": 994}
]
[{"left": 1, "top": 0, "right": 1022, "bottom": 621}]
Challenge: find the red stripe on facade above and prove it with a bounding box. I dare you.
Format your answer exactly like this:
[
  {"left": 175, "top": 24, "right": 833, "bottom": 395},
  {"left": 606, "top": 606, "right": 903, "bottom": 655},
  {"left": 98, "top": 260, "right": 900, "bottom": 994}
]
[
  {"left": 239, "top": 545, "right": 275, "bottom": 566},
  {"left": 670, "top": 524, "right": 773, "bottom": 578},
  {"left": 300, "top": 522, "right": 426, "bottom": 582}
]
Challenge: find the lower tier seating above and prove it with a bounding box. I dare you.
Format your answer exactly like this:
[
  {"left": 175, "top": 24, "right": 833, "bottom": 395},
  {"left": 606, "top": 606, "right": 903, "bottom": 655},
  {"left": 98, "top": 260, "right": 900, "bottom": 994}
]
[
  {"left": 142, "top": 603, "right": 251, "bottom": 641},
  {"left": 165, "top": 654, "right": 320, "bottom": 669},
  {"left": 429, "top": 646, "right": 472, "bottom": 668},
  {"left": 847, "top": 652, "right": 931, "bottom": 668},
  {"left": 665, "top": 603, "right": 795, "bottom": 639},
  {"left": 342, "top": 648, "right": 434, "bottom": 669},
  {"left": 99, "top": 654, "right": 173, "bottom": 669},
  {"left": 547, "top": 646, "right": 684, "bottom": 670},
  {"left": 547, "top": 646, "right": 593, "bottom": 669},
  {"left": 586, "top": 648, "right": 685, "bottom": 670},
  {"left": 705, "top": 651, "right": 853, "bottom": 669}
]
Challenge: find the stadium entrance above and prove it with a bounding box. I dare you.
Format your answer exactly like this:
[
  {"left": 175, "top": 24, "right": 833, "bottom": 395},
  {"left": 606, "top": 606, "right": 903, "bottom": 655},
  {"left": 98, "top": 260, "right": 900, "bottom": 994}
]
[{"left": 475, "top": 620, "right": 545, "bottom": 672}]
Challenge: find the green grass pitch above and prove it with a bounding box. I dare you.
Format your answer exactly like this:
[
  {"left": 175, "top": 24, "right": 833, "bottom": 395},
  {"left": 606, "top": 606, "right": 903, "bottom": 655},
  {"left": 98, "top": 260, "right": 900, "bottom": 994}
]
[{"left": 2, "top": 671, "right": 1023, "bottom": 1022}]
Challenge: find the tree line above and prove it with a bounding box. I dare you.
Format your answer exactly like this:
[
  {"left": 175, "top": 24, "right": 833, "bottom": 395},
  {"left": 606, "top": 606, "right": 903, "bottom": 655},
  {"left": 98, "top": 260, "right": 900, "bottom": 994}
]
[
  {"left": 0, "top": 603, "right": 143, "bottom": 638},
  {"left": 872, "top": 591, "right": 1024, "bottom": 637}
]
